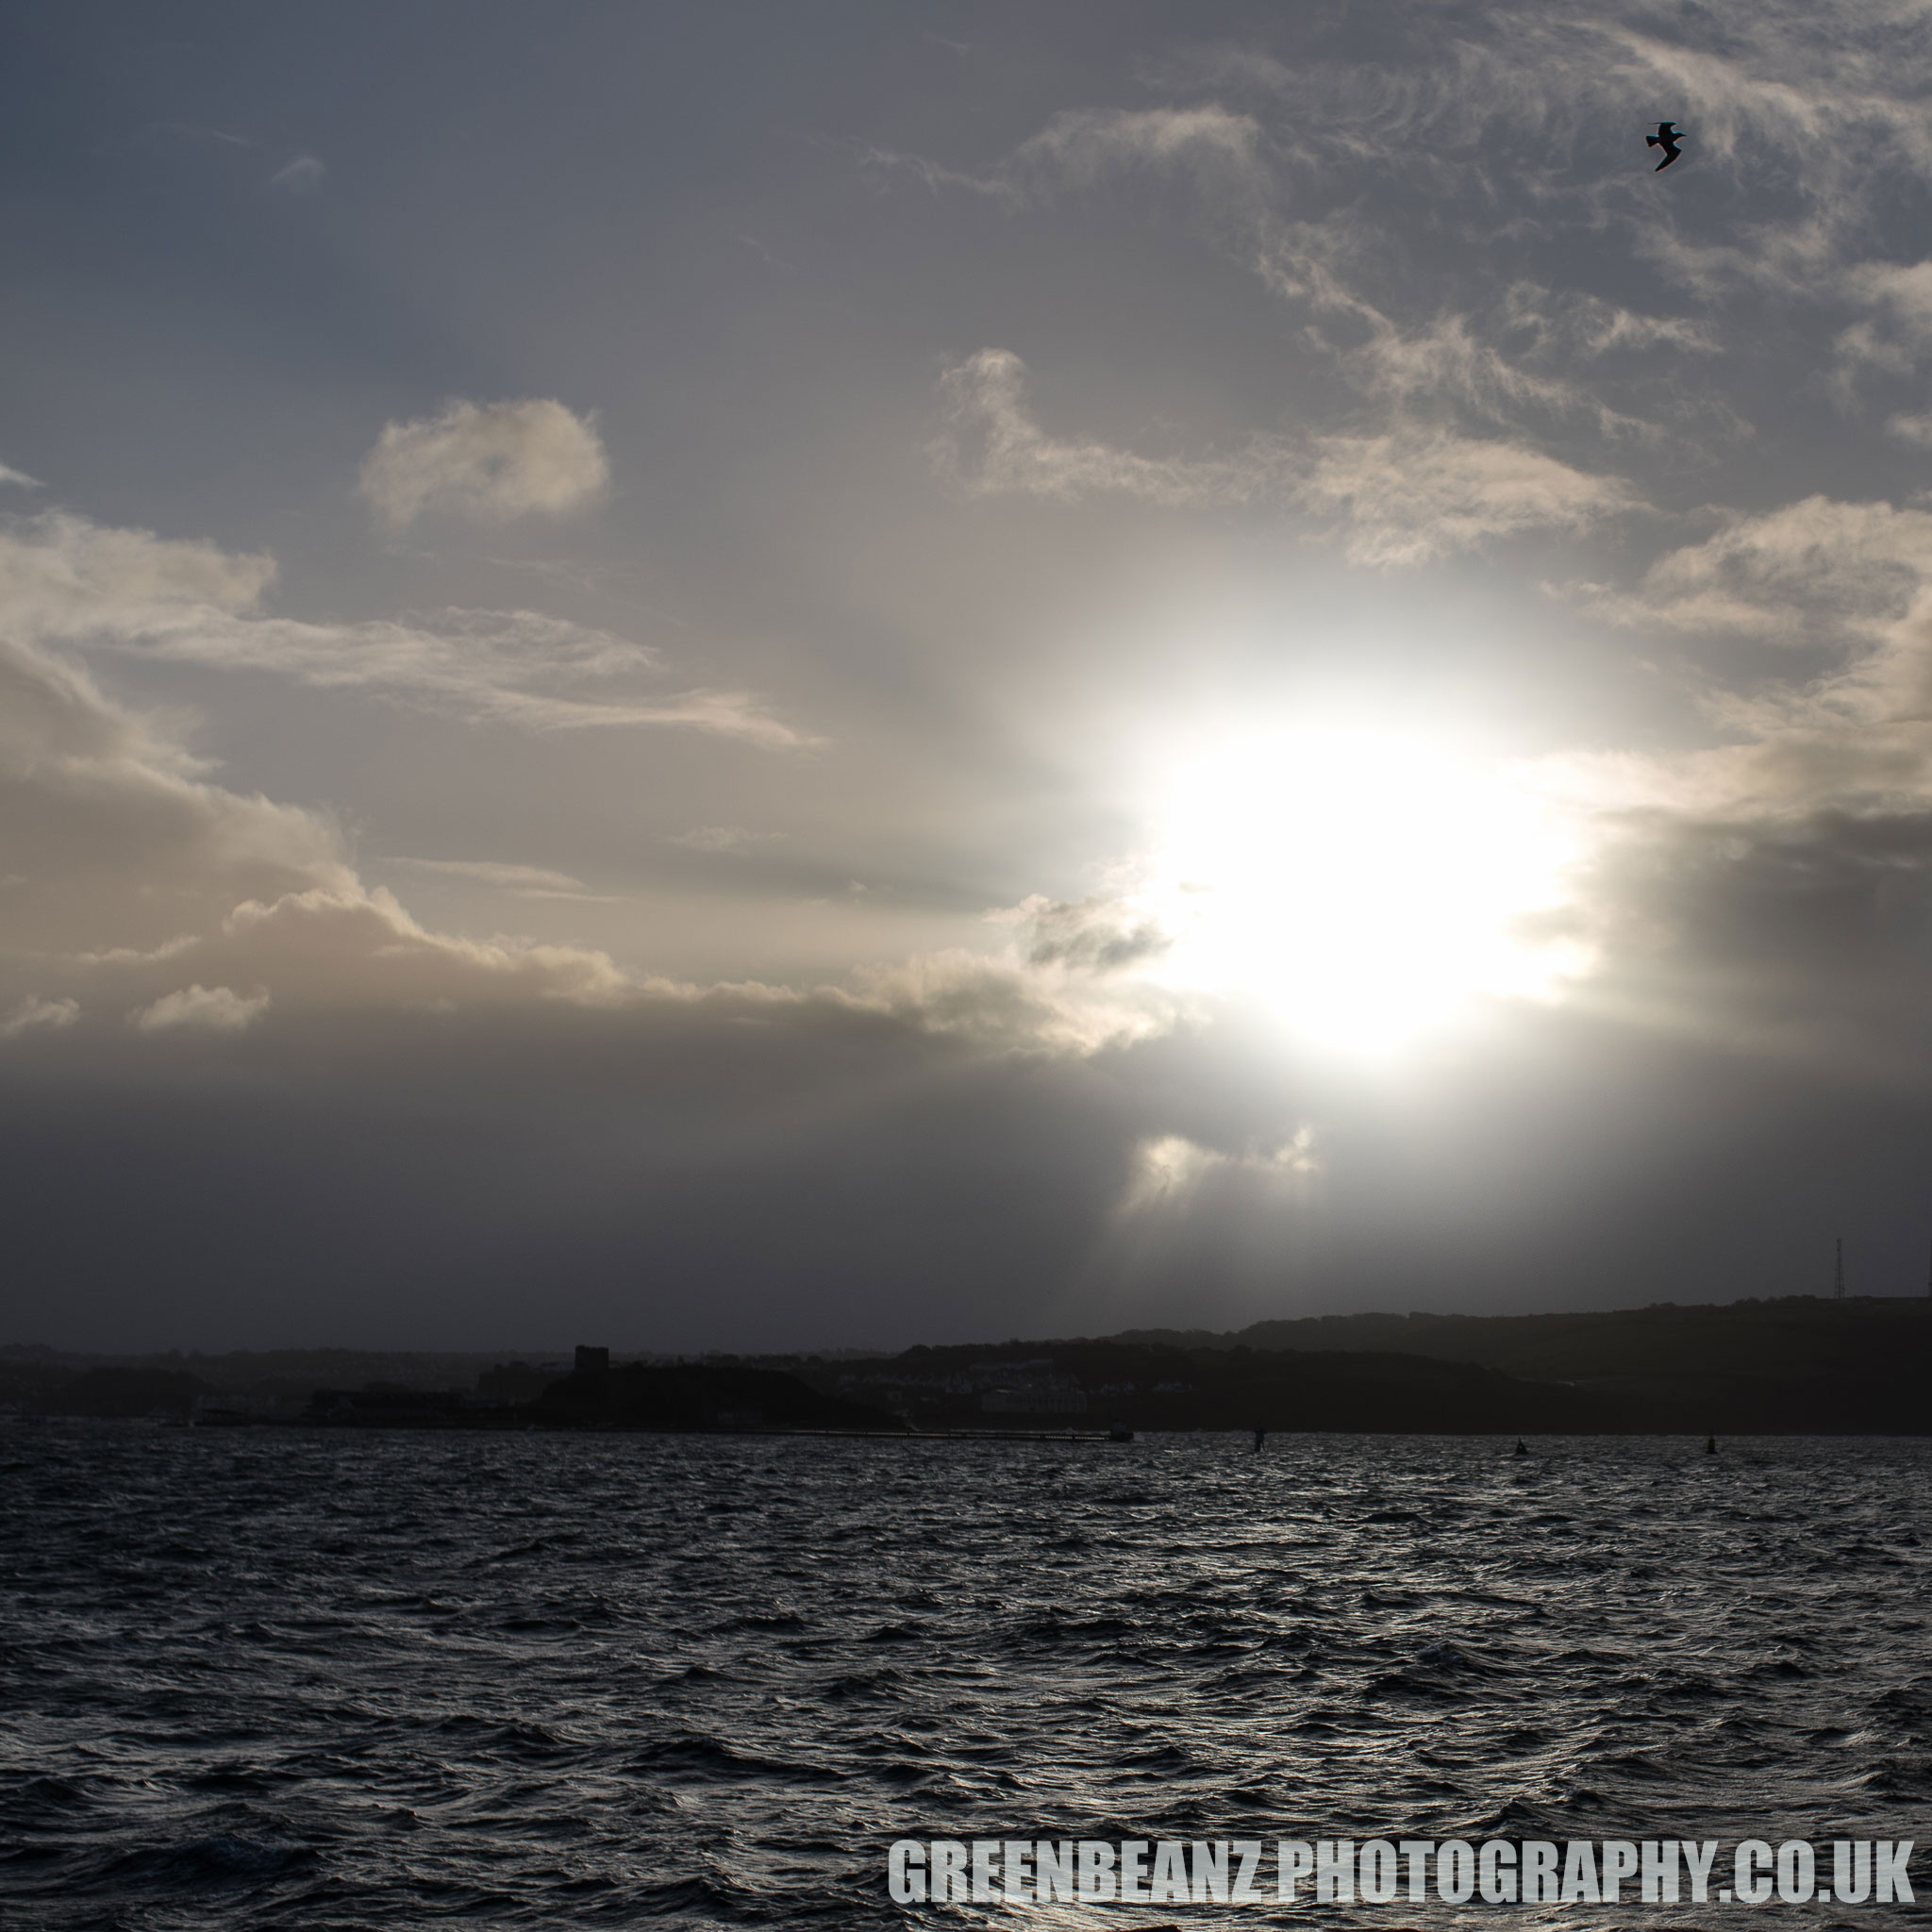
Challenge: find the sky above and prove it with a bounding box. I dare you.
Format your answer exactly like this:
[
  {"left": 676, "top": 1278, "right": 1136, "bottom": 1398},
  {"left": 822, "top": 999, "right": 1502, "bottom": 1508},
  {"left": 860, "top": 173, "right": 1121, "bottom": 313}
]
[{"left": 9, "top": 0, "right": 1932, "bottom": 1352}]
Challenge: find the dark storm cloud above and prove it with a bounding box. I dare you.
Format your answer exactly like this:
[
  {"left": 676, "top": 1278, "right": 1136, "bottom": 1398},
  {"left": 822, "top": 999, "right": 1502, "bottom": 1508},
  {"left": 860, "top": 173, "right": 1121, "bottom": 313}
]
[
  {"left": 1560, "top": 803, "right": 1932, "bottom": 1080},
  {"left": 9, "top": 984, "right": 1932, "bottom": 1350}
]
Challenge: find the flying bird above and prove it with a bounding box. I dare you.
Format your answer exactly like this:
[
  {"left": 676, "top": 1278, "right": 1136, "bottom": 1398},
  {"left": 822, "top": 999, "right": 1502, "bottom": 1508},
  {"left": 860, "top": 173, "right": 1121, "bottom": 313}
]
[{"left": 1646, "top": 121, "right": 1684, "bottom": 171}]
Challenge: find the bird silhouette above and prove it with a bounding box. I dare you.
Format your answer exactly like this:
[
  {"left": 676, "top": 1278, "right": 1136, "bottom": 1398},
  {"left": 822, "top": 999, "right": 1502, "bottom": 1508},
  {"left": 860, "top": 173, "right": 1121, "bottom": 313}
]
[{"left": 1646, "top": 121, "right": 1684, "bottom": 171}]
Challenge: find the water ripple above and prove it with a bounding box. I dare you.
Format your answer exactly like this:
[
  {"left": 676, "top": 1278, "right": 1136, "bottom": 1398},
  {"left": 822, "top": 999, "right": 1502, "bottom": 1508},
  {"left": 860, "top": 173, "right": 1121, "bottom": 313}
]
[{"left": 1, "top": 1424, "right": 1928, "bottom": 1925}]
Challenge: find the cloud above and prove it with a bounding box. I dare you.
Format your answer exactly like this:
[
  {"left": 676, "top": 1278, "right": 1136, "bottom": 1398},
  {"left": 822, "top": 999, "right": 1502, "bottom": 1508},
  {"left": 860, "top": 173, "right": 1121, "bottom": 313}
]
[
  {"left": 0, "top": 625, "right": 352, "bottom": 962},
  {"left": 890, "top": 1, "right": 1932, "bottom": 493},
  {"left": 0, "top": 510, "right": 275, "bottom": 639},
  {"left": 1005, "top": 105, "right": 1272, "bottom": 203},
  {"left": 931, "top": 349, "right": 1285, "bottom": 507},
  {"left": 1515, "top": 488, "right": 1932, "bottom": 1069},
  {"left": 34, "top": 4, "right": 1932, "bottom": 1351},
  {"left": 843, "top": 947, "right": 1177, "bottom": 1055},
  {"left": 1829, "top": 260, "right": 1932, "bottom": 389},
  {"left": 0, "top": 644, "right": 637, "bottom": 1022},
  {"left": 0, "top": 605, "right": 642, "bottom": 1028},
  {"left": 1560, "top": 499, "right": 1932, "bottom": 857},
  {"left": 867, "top": 104, "right": 1270, "bottom": 208},
  {"left": 1588, "top": 496, "right": 1932, "bottom": 652},
  {"left": 0, "top": 995, "right": 79, "bottom": 1041},
  {"left": 0, "top": 588, "right": 1170, "bottom": 1065},
  {"left": 1295, "top": 424, "right": 1641, "bottom": 567},
  {"left": 1003, "top": 893, "right": 1171, "bottom": 974},
  {"left": 1341, "top": 312, "right": 1654, "bottom": 441},
  {"left": 933, "top": 351, "right": 1639, "bottom": 565},
  {"left": 1498, "top": 287, "right": 1720, "bottom": 362},
  {"left": 140, "top": 605, "right": 804, "bottom": 743},
  {"left": 139, "top": 123, "right": 255, "bottom": 154},
  {"left": 660, "top": 824, "right": 786, "bottom": 855},
  {"left": 0, "top": 511, "right": 803, "bottom": 743},
  {"left": 891, "top": 56, "right": 1720, "bottom": 451},
  {"left": 357, "top": 398, "right": 609, "bottom": 528},
  {"left": 1199, "top": 6, "right": 1932, "bottom": 218},
  {"left": 1120, "top": 1127, "right": 1320, "bottom": 1212},
  {"left": 1088, "top": 1123, "right": 1327, "bottom": 1325},
  {"left": 386, "top": 858, "right": 589, "bottom": 893},
  {"left": 0, "top": 463, "right": 41, "bottom": 490},
  {"left": 0, "top": 633, "right": 619, "bottom": 1029},
  {"left": 175, "top": 886, "right": 634, "bottom": 1012},
  {"left": 1544, "top": 788, "right": 1932, "bottom": 1080},
  {"left": 0, "top": 504, "right": 1165, "bottom": 1074},
  {"left": 1559, "top": 498, "right": 1932, "bottom": 827},
  {"left": 269, "top": 153, "right": 325, "bottom": 192},
  {"left": 130, "top": 984, "right": 270, "bottom": 1034}
]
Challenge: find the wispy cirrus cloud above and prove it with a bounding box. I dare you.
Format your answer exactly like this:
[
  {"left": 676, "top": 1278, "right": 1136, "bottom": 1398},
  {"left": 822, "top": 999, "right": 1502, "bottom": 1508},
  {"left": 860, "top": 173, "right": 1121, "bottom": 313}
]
[
  {"left": 0, "top": 511, "right": 806, "bottom": 744},
  {"left": 381, "top": 857, "right": 625, "bottom": 904},
  {"left": 1002, "top": 105, "right": 1274, "bottom": 204},
  {"left": 659, "top": 824, "right": 788, "bottom": 856},
  {"left": 931, "top": 348, "right": 1287, "bottom": 508},
  {"left": 893, "top": 0, "right": 1932, "bottom": 500},
  {"left": 902, "top": 79, "right": 1697, "bottom": 562},
  {"left": 866, "top": 104, "right": 1271, "bottom": 208},
  {"left": 268, "top": 153, "right": 325, "bottom": 192},
  {"left": 138, "top": 605, "right": 806, "bottom": 743},
  {"left": 932, "top": 349, "right": 1637, "bottom": 564},
  {"left": 385, "top": 858, "right": 590, "bottom": 894},
  {"left": 1297, "top": 423, "right": 1641, "bottom": 566}
]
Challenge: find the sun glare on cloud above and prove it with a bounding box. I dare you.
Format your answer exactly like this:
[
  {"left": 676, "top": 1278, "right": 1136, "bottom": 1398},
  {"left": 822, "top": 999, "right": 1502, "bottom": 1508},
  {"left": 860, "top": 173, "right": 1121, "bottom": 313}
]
[{"left": 1129, "top": 726, "right": 1591, "bottom": 1053}]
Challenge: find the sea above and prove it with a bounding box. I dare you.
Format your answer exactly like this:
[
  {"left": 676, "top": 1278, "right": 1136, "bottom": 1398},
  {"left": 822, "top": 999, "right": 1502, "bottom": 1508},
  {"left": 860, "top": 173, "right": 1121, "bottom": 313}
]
[{"left": 1, "top": 1422, "right": 1927, "bottom": 1928}]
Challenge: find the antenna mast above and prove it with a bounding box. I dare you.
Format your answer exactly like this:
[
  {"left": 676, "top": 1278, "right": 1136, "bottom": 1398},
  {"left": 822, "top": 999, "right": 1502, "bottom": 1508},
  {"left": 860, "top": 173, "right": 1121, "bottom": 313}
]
[{"left": 1834, "top": 1236, "right": 1845, "bottom": 1301}]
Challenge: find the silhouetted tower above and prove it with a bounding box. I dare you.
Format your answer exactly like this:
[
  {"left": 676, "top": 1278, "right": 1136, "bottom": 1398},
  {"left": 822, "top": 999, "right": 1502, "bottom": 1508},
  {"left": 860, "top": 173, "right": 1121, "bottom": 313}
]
[{"left": 1834, "top": 1236, "right": 1845, "bottom": 1300}]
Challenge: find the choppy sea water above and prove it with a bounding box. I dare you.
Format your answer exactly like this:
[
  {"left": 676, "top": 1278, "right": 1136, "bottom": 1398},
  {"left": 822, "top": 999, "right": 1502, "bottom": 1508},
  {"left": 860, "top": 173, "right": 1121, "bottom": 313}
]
[{"left": 1, "top": 1423, "right": 1928, "bottom": 1929}]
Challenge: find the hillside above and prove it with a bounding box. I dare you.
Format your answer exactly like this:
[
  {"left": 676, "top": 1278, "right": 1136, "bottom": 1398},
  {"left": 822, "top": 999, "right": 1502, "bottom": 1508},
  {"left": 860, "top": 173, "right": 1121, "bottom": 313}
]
[
  {"left": 8, "top": 1295, "right": 1932, "bottom": 1433},
  {"left": 1108, "top": 1295, "right": 1932, "bottom": 1424}
]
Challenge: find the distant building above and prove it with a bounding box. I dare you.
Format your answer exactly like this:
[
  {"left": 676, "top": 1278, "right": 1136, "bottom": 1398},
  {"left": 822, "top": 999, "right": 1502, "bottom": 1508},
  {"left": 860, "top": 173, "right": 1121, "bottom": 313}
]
[
  {"left": 575, "top": 1345, "right": 610, "bottom": 1374},
  {"left": 982, "top": 1387, "right": 1088, "bottom": 1415}
]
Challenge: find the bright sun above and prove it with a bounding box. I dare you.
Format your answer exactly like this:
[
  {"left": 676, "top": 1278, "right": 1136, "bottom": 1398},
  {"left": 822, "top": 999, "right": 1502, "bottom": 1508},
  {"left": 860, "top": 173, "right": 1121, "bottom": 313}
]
[{"left": 1132, "top": 726, "right": 1589, "bottom": 1052}]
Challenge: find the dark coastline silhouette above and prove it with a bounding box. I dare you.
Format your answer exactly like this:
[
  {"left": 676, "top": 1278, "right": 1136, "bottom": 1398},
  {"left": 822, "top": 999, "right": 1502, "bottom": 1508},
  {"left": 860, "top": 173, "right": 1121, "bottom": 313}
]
[
  {"left": 8, "top": 1293, "right": 1929, "bottom": 1437},
  {"left": 526, "top": 1359, "right": 907, "bottom": 1434}
]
